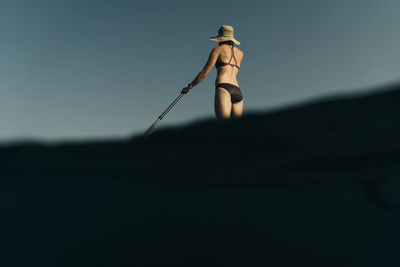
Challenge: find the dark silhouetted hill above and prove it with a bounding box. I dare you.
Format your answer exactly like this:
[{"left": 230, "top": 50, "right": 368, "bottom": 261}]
[{"left": 1, "top": 83, "right": 399, "bottom": 266}]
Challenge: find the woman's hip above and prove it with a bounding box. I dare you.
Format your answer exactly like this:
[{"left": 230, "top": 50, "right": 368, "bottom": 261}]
[{"left": 215, "top": 83, "right": 243, "bottom": 103}]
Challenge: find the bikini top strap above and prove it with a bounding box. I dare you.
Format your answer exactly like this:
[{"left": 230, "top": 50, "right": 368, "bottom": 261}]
[
  {"left": 227, "top": 45, "right": 238, "bottom": 67},
  {"left": 231, "top": 45, "right": 238, "bottom": 67},
  {"left": 227, "top": 45, "right": 234, "bottom": 65},
  {"left": 216, "top": 45, "right": 239, "bottom": 69}
]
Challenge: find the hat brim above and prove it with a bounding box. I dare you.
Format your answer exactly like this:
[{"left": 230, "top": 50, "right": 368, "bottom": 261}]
[{"left": 209, "top": 36, "right": 241, "bottom": 45}]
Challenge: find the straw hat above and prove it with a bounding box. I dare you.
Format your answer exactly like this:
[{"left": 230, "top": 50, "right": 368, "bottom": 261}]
[{"left": 209, "top": 25, "right": 241, "bottom": 45}]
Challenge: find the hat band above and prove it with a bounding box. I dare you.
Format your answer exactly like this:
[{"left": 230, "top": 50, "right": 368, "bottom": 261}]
[{"left": 219, "top": 34, "right": 233, "bottom": 37}]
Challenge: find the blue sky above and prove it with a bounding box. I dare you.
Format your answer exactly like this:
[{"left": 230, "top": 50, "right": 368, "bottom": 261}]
[{"left": 1, "top": 0, "right": 400, "bottom": 143}]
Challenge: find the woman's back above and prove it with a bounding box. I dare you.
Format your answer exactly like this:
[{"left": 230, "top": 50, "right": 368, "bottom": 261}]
[{"left": 215, "top": 44, "right": 244, "bottom": 86}]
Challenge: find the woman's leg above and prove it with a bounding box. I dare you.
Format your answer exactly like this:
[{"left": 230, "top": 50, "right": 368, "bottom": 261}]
[
  {"left": 231, "top": 99, "right": 243, "bottom": 118},
  {"left": 214, "top": 87, "right": 232, "bottom": 119}
]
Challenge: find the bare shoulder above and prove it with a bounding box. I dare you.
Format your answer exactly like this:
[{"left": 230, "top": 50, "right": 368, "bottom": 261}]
[
  {"left": 234, "top": 47, "right": 244, "bottom": 62},
  {"left": 212, "top": 45, "right": 223, "bottom": 53},
  {"left": 234, "top": 47, "right": 244, "bottom": 57}
]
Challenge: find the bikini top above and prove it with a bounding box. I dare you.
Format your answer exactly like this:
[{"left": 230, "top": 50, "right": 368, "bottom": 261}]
[{"left": 215, "top": 45, "right": 240, "bottom": 69}]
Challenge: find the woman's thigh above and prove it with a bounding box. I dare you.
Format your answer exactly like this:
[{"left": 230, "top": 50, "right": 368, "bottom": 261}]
[
  {"left": 214, "top": 88, "right": 232, "bottom": 119},
  {"left": 231, "top": 100, "right": 243, "bottom": 118}
]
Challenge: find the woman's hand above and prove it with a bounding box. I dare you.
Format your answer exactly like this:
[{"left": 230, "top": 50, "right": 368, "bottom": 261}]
[{"left": 181, "top": 84, "right": 193, "bottom": 94}]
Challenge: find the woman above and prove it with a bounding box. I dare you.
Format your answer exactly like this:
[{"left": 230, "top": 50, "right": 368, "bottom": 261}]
[{"left": 181, "top": 25, "right": 244, "bottom": 119}]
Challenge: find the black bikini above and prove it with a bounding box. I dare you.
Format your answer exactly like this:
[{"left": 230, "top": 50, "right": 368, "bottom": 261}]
[
  {"left": 215, "top": 45, "right": 243, "bottom": 103},
  {"left": 215, "top": 83, "right": 243, "bottom": 103}
]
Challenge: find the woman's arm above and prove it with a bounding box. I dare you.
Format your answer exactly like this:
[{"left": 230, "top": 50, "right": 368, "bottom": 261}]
[{"left": 181, "top": 48, "right": 219, "bottom": 94}]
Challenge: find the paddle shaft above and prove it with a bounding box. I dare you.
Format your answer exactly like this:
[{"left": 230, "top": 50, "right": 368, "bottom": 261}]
[{"left": 143, "top": 93, "right": 184, "bottom": 137}]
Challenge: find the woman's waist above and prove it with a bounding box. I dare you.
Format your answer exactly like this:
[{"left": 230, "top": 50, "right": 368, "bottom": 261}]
[{"left": 215, "top": 77, "right": 239, "bottom": 87}]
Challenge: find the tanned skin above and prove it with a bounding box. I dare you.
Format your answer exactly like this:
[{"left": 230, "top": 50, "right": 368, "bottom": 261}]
[{"left": 181, "top": 44, "right": 244, "bottom": 119}]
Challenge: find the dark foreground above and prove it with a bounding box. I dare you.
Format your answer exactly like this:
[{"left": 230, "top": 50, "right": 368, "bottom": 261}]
[{"left": 1, "top": 84, "right": 400, "bottom": 266}]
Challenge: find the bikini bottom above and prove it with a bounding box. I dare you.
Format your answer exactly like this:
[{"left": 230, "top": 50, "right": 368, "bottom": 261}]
[{"left": 215, "top": 83, "right": 243, "bottom": 103}]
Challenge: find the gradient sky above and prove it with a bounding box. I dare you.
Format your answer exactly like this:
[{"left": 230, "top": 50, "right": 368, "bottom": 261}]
[{"left": 1, "top": 0, "right": 400, "bottom": 143}]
